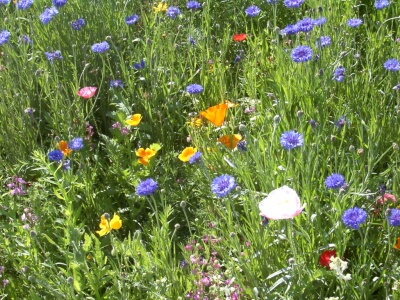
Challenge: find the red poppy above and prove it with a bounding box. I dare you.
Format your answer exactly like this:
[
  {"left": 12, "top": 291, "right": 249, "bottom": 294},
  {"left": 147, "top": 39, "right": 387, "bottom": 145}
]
[
  {"left": 233, "top": 33, "right": 247, "bottom": 42},
  {"left": 319, "top": 250, "right": 337, "bottom": 269}
]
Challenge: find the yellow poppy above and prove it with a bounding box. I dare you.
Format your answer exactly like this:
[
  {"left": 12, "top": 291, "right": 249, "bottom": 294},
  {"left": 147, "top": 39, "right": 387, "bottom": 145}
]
[
  {"left": 178, "top": 147, "right": 197, "bottom": 162},
  {"left": 96, "top": 214, "right": 122, "bottom": 236},
  {"left": 200, "top": 103, "right": 228, "bottom": 127},
  {"left": 218, "top": 134, "right": 242, "bottom": 150},
  {"left": 394, "top": 237, "right": 400, "bottom": 250},
  {"left": 153, "top": 2, "right": 168, "bottom": 12},
  {"left": 136, "top": 147, "right": 157, "bottom": 165},
  {"left": 57, "top": 140, "right": 72, "bottom": 156},
  {"left": 126, "top": 113, "right": 142, "bottom": 126}
]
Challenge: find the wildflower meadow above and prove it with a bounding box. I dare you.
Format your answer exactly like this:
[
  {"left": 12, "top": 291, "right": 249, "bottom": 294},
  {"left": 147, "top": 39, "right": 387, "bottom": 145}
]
[{"left": 1, "top": 0, "right": 400, "bottom": 299}]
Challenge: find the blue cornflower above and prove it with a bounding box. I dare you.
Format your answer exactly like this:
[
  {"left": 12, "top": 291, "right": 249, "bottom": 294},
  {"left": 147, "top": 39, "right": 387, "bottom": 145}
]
[
  {"left": 188, "top": 36, "right": 196, "bottom": 46},
  {"left": 91, "top": 41, "right": 110, "bottom": 53},
  {"left": 189, "top": 151, "right": 202, "bottom": 164},
  {"left": 266, "top": 0, "right": 278, "bottom": 3},
  {"left": 186, "top": 84, "right": 203, "bottom": 94},
  {"left": 71, "top": 18, "right": 85, "bottom": 30},
  {"left": 245, "top": 5, "right": 261, "bottom": 17},
  {"left": 281, "top": 24, "right": 299, "bottom": 35},
  {"left": 284, "top": 0, "right": 305, "bottom": 8},
  {"left": 136, "top": 178, "right": 158, "bottom": 196},
  {"left": 279, "top": 130, "right": 304, "bottom": 150},
  {"left": 0, "top": 30, "right": 11, "bottom": 45},
  {"left": 211, "top": 175, "right": 236, "bottom": 197},
  {"left": 125, "top": 14, "right": 139, "bottom": 25},
  {"left": 44, "top": 50, "right": 63, "bottom": 62},
  {"left": 233, "top": 55, "right": 241, "bottom": 63},
  {"left": 316, "top": 36, "right": 331, "bottom": 48},
  {"left": 325, "top": 173, "right": 345, "bottom": 189},
  {"left": 309, "top": 119, "right": 317, "bottom": 129},
  {"left": 384, "top": 59, "right": 400, "bottom": 72},
  {"left": 237, "top": 140, "right": 247, "bottom": 151},
  {"left": 296, "top": 18, "right": 315, "bottom": 33},
  {"left": 347, "top": 18, "right": 363, "bottom": 28},
  {"left": 313, "top": 17, "right": 327, "bottom": 26},
  {"left": 40, "top": 7, "right": 58, "bottom": 25},
  {"left": 374, "top": 0, "right": 390, "bottom": 9},
  {"left": 333, "top": 67, "right": 345, "bottom": 82},
  {"left": 291, "top": 46, "right": 313, "bottom": 63},
  {"left": 52, "top": 0, "right": 66, "bottom": 7},
  {"left": 166, "top": 6, "right": 181, "bottom": 19},
  {"left": 133, "top": 60, "right": 145, "bottom": 70},
  {"left": 16, "top": 0, "right": 33, "bottom": 10},
  {"left": 109, "top": 79, "right": 124, "bottom": 88},
  {"left": 20, "top": 35, "right": 32, "bottom": 44},
  {"left": 342, "top": 207, "right": 367, "bottom": 229},
  {"left": 48, "top": 150, "right": 64, "bottom": 161},
  {"left": 62, "top": 159, "right": 71, "bottom": 171},
  {"left": 187, "top": 1, "right": 201, "bottom": 10},
  {"left": 387, "top": 209, "right": 400, "bottom": 226},
  {"left": 0, "top": 0, "right": 10, "bottom": 4},
  {"left": 68, "top": 137, "right": 83, "bottom": 151}
]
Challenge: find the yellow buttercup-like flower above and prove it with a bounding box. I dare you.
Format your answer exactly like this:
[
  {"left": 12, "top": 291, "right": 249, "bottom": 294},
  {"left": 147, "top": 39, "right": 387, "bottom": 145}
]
[
  {"left": 96, "top": 214, "right": 122, "bottom": 236},
  {"left": 153, "top": 2, "right": 168, "bottom": 13},
  {"left": 178, "top": 147, "right": 197, "bottom": 162},
  {"left": 126, "top": 113, "right": 142, "bottom": 126}
]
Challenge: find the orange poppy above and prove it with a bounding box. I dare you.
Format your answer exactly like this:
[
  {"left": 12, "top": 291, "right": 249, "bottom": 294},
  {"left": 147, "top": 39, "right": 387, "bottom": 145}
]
[
  {"left": 178, "top": 147, "right": 197, "bottom": 162},
  {"left": 233, "top": 34, "right": 247, "bottom": 42},
  {"left": 57, "top": 140, "right": 72, "bottom": 156},
  {"left": 200, "top": 103, "right": 228, "bottom": 127},
  {"left": 126, "top": 114, "right": 142, "bottom": 126},
  {"left": 136, "top": 147, "right": 157, "bottom": 165},
  {"left": 394, "top": 237, "right": 400, "bottom": 250},
  {"left": 218, "top": 134, "right": 242, "bottom": 150}
]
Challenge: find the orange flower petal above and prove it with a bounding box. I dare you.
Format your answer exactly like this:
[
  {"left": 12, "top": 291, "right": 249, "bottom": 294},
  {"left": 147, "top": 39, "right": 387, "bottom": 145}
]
[{"left": 200, "top": 103, "right": 228, "bottom": 127}]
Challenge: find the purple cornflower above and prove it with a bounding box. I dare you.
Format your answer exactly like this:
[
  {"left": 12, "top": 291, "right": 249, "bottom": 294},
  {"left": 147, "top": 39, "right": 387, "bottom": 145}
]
[
  {"left": 347, "top": 18, "right": 363, "bottom": 28},
  {"left": 16, "top": 0, "right": 33, "bottom": 10},
  {"left": 136, "top": 178, "right": 158, "bottom": 196},
  {"left": 125, "top": 14, "right": 139, "bottom": 25},
  {"left": 279, "top": 130, "right": 304, "bottom": 149},
  {"left": 20, "top": 35, "right": 32, "bottom": 44},
  {"left": 284, "top": 0, "right": 305, "bottom": 8},
  {"left": 62, "top": 159, "right": 71, "bottom": 170},
  {"left": 188, "top": 36, "right": 196, "bottom": 46},
  {"left": 237, "top": 140, "right": 247, "bottom": 151},
  {"left": 186, "top": 84, "right": 203, "bottom": 94},
  {"left": 309, "top": 119, "right": 317, "bottom": 129},
  {"left": 374, "top": 0, "right": 390, "bottom": 9},
  {"left": 333, "top": 66, "right": 345, "bottom": 82},
  {"left": 316, "top": 36, "right": 331, "bottom": 48},
  {"left": 133, "top": 60, "right": 145, "bottom": 70},
  {"left": 189, "top": 151, "right": 202, "bottom": 164},
  {"left": 387, "top": 209, "right": 400, "bottom": 226},
  {"left": 313, "top": 17, "right": 327, "bottom": 26},
  {"left": 245, "top": 5, "right": 261, "bottom": 17},
  {"left": 325, "top": 173, "right": 345, "bottom": 189},
  {"left": 109, "top": 79, "right": 124, "bottom": 88},
  {"left": 68, "top": 137, "right": 83, "bottom": 150},
  {"left": 281, "top": 24, "right": 299, "bottom": 35},
  {"left": 166, "top": 6, "right": 181, "bottom": 19},
  {"left": 291, "top": 46, "right": 313, "bottom": 63},
  {"left": 266, "top": 0, "right": 278, "bottom": 3},
  {"left": 120, "top": 127, "right": 130, "bottom": 135},
  {"left": 335, "top": 116, "right": 346, "bottom": 128},
  {"left": 342, "top": 207, "right": 367, "bottom": 229},
  {"left": 296, "top": 18, "right": 315, "bottom": 33},
  {"left": 0, "top": 30, "right": 11, "bottom": 45},
  {"left": 39, "top": 7, "right": 58, "bottom": 24},
  {"left": 48, "top": 150, "right": 63, "bottom": 161},
  {"left": 384, "top": 59, "right": 400, "bottom": 72},
  {"left": 0, "top": 0, "right": 10, "bottom": 4},
  {"left": 211, "top": 175, "right": 236, "bottom": 197},
  {"left": 187, "top": 1, "right": 201, "bottom": 10},
  {"left": 233, "top": 55, "right": 242, "bottom": 63},
  {"left": 71, "top": 18, "right": 85, "bottom": 30},
  {"left": 91, "top": 41, "right": 110, "bottom": 53},
  {"left": 52, "top": 0, "right": 67, "bottom": 7},
  {"left": 44, "top": 50, "right": 63, "bottom": 62}
]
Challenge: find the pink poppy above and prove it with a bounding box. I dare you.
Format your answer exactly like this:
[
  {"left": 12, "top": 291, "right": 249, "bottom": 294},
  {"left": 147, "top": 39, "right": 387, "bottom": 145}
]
[
  {"left": 376, "top": 193, "right": 397, "bottom": 205},
  {"left": 77, "top": 86, "right": 97, "bottom": 99},
  {"left": 259, "top": 186, "right": 305, "bottom": 220}
]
